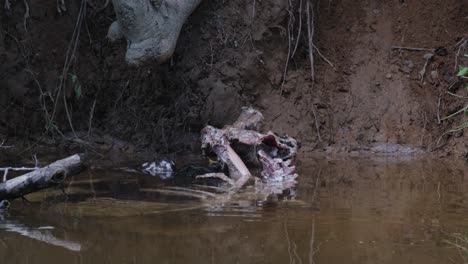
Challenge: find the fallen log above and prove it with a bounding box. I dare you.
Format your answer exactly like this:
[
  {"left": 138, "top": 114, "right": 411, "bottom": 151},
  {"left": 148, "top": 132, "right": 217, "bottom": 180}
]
[{"left": 0, "top": 154, "right": 88, "bottom": 200}]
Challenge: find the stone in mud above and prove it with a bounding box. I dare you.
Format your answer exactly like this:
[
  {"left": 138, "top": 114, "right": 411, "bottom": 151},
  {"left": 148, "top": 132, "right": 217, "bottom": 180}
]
[{"left": 399, "top": 60, "right": 414, "bottom": 74}]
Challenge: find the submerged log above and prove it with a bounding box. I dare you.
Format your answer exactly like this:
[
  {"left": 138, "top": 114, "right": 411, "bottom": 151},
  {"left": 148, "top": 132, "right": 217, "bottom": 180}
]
[{"left": 0, "top": 154, "right": 88, "bottom": 200}]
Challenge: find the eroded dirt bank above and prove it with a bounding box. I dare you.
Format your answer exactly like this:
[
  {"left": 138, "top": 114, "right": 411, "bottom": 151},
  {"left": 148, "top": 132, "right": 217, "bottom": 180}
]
[{"left": 0, "top": 0, "right": 466, "bottom": 155}]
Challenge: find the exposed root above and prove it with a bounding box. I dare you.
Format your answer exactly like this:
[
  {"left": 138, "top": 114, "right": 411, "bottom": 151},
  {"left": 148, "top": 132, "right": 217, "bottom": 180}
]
[
  {"left": 454, "top": 37, "right": 467, "bottom": 72},
  {"left": 312, "top": 43, "right": 336, "bottom": 70},
  {"left": 447, "top": 91, "right": 468, "bottom": 99},
  {"left": 291, "top": 0, "right": 303, "bottom": 58},
  {"left": 306, "top": 0, "right": 315, "bottom": 81},
  {"left": 310, "top": 103, "right": 322, "bottom": 142},
  {"left": 56, "top": 0, "right": 66, "bottom": 14},
  {"left": 282, "top": 0, "right": 325, "bottom": 87},
  {"left": 441, "top": 105, "right": 468, "bottom": 121},
  {"left": 419, "top": 53, "right": 434, "bottom": 83},
  {"left": 437, "top": 122, "right": 468, "bottom": 145},
  {"left": 281, "top": 0, "right": 295, "bottom": 90},
  {"left": 51, "top": 0, "right": 87, "bottom": 139},
  {"left": 22, "top": 0, "right": 29, "bottom": 32}
]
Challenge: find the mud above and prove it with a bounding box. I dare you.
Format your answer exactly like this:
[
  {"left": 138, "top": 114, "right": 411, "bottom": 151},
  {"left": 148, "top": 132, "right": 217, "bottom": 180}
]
[{"left": 0, "top": 0, "right": 466, "bottom": 155}]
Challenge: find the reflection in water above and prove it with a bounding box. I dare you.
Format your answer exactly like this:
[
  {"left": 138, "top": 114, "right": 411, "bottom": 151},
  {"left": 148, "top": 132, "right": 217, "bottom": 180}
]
[
  {"left": 0, "top": 156, "right": 466, "bottom": 264},
  {"left": 0, "top": 214, "right": 81, "bottom": 252}
]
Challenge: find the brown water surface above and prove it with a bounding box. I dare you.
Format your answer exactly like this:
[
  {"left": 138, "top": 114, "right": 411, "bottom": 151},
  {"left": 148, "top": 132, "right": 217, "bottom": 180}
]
[{"left": 0, "top": 155, "right": 467, "bottom": 264}]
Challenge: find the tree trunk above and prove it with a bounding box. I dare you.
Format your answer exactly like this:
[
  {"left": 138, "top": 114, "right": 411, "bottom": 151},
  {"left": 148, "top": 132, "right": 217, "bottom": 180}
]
[{"left": 109, "top": 0, "right": 203, "bottom": 65}]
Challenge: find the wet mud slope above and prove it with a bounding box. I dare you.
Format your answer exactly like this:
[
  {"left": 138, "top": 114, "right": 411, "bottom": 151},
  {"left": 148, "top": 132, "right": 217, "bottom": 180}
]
[{"left": 0, "top": 0, "right": 466, "bottom": 155}]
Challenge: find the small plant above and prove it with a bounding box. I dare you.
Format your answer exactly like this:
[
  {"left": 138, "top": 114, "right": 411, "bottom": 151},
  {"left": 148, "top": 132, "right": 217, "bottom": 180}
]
[
  {"left": 70, "top": 73, "right": 82, "bottom": 100},
  {"left": 438, "top": 56, "right": 468, "bottom": 144},
  {"left": 458, "top": 64, "right": 468, "bottom": 90},
  {"left": 458, "top": 65, "right": 468, "bottom": 78}
]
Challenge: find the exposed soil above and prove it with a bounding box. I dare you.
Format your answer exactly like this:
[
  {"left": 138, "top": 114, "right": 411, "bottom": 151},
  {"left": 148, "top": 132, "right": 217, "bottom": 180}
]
[{"left": 0, "top": 0, "right": 467, "bottom": 156}]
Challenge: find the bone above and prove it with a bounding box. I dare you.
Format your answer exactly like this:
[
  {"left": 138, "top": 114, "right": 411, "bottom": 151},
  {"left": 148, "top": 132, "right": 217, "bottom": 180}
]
[{"left": 200, "top": 108, "right": 299, "bottom": 189}]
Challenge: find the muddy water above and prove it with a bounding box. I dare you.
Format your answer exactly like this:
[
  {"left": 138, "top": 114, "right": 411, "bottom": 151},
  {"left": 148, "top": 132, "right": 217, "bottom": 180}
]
[{"left": 0, "top": 155, "right": 467, "bottom": 264}]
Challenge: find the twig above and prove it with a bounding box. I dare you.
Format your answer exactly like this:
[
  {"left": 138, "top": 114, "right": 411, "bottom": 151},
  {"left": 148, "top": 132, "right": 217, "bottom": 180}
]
[
  {"left": 0, "top": 167, "right": 38, "bottom": 171},
  {"left": 391, "top": 46, "right": 434, "bottom": 52},
  {"left": 419, "top": 53, "right": 434, "bottom": 83},
  {"left": 252, "top": 0, "right": 256, "bottom": 18},
  {"left": 454, "top": 37, "right": 467, "bottom": 72},
  {"left": 281, "top": 2, "right": 294, "bottom": 90},
  {"left": 51, "top": 0, "right": 87, "bottom": 139},
  {"left": 311, "top": 103, "right": 322, "bottom": 142},
  {"left": 2, "top": 169, "right": 8, "bottom": 182},
  {"left": 437, "top": 93, "right": 442, "bottom": 124},
  {"left": 32, "top": 154, "right": 39, "bottom": 167},
  {"left": 25, "top": 69, "right": 54, "bottom": 127},
  {"left": 22, "top": 0, "right": 30, "bottom": 33},
  {"left": 87, "top": 98, "right": 97, "bottom": 137},
  {"left": 441, "top": 105, "right": 468, "bottom": 121},
  {"left": 1, "top": 166, "right": 39, "bottom": 182},
  {"left": 447, "top": 91, "right": 468, "bottom": 99},
  {"left": 437, "top": 122, "right": 468, "bottom": 145},
  {"left": 437, "top": 181, "right": 441, "bottom": 202},
  {"left": 312, "top": 43, "right": 336, "bottom": 70},
  {"left": 0, "top": 139, "right": 13, "bottom": 149},
  {"left": 306, "top": 0, "right": 315, "bottom": 81},
  {"left": 56, "top": 0, "right": 67, "bottom": 14},
  {"left": 291, "top": 0, "right": 303, "bottom": 58}
]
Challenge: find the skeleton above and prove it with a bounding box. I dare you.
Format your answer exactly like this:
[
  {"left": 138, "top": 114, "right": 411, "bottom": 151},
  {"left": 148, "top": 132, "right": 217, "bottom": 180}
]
[{"left": 199, "top": 107, "right": 299, "bottom": 190}]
